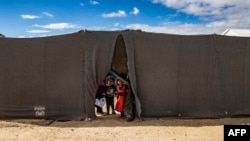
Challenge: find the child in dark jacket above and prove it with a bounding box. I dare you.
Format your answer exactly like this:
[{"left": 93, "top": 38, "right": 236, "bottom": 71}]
[
  {"left": 95, "top": 80, "right": 105, "bottom": 114},
  {"left": 104, "top": 76, "right": 116, "bottom": 115}
]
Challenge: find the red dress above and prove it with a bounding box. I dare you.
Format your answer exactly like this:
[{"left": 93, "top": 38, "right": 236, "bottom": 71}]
[{"left": 115, "top": 85, "right": 127, "bottom": 112}]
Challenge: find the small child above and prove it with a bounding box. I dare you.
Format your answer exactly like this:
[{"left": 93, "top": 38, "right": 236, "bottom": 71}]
[
  {"left": 104, "top": 76, "right": 116, "bottom": 115},
  {"left": 115, "top": 78, "right": 128, "bottom": 117},
  {"left": 95, "top": 80, "right": 105, "bottom": 114}
]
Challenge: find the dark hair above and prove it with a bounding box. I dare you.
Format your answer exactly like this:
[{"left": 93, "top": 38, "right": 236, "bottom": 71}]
[
  {"left": 106, "top": 76, "right": 114, "bottom": 82},
  {"left": 116, "top": 78, "right": 123, "bottom": 83}
]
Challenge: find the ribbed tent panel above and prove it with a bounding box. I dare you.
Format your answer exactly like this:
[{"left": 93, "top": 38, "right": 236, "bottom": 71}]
[
  {"left": 0, "top": 33, "right": 85, "bottom": 120},
  {"left": 1, "top": 31, "right": 250, "bottom": 120},
  {"left": 215, "top": 36, "right": 250, "bottom": 117}
]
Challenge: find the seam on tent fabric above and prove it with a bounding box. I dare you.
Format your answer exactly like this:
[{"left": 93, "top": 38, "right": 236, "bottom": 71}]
[
  {"left": 81, "top": 31, "right": 88, "bottom": 120},
  {"left": 79, "top": 32, "right": 86, "bottom": 120},
  {"left": 213, "top": 34, "right": 224, "bottom": 117},
  {"left": 176, "top": 35, "right": 182, "bottom": 116}
]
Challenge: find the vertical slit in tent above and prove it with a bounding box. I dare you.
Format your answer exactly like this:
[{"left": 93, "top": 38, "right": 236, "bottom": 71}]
[
  {"left": 111, "top": 34, "right": 135, "bottom": 121},
  {"left": 111, "top": 34, "right": 128, "bottom": 79}
]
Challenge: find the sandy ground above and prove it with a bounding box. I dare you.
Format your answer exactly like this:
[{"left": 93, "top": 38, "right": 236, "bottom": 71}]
[
  {"left": 1, "top": 101, "right": 250, "bottom": 141},
  {"left": 1, "top": 115, "right": 250, "bottom": 141}
]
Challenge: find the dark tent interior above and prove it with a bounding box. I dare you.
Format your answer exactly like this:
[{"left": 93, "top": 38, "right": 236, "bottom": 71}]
[{"left": 1, "top": 30, "right": 250, "bottom": 121}]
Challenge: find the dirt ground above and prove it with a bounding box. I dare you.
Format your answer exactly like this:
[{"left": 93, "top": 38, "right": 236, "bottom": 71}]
[
  {"left": 1, "top": 101, "right": 250, "bottom": 141},
  {"left": 1, "top": 115, "right": 250, "bottom": 141}
]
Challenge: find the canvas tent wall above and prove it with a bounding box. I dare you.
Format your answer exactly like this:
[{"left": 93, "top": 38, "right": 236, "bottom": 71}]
[
  {"left": 126, "top": 32, "right": 250, "bottom": 118},
  {"left": 0, "top": 33, "right": 85, "bottom": 120},
  {"left": 1, "top": 30, "right": 250, "bottom": 120},
  {"left": 0, "top": 31, "right": 122, "bottom": 120}
]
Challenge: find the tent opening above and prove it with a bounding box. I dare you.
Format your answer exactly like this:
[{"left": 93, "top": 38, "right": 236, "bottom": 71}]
[
  {"left": 94, "top": 34, "right": 135, "bottom": 121},
  {"left": 111, "top": 34, "right": 135, "bottom": 121},
  {"left": 111, "top": 34, "right": 128, "bottom": 79}
]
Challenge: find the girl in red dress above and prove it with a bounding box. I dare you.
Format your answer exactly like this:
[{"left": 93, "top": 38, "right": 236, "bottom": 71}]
[{"left": 115, "top": 79, "right": 128, "bottom": 117}]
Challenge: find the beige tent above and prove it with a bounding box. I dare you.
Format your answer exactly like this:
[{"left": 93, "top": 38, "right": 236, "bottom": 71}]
[{"left": 222, "top": 29, "right": 250, "bottom": 37}]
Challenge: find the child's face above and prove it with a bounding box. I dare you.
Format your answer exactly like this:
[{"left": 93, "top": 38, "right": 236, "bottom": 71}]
[
  {"left": 107, "top": 80, "right": 113, "bottom": 86},
  {"left": 117, "top": 80, "right": 123, "bottom": 86}
]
